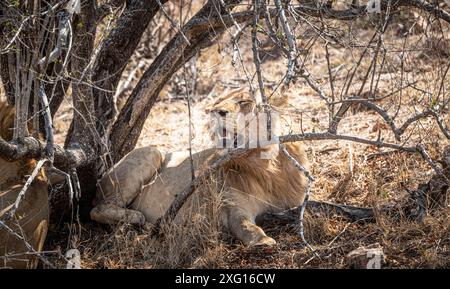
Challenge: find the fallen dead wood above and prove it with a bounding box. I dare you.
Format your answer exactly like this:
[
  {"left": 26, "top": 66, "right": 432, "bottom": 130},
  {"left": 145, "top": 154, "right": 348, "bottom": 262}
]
[
  {"left": 407, "top": 145, "right": 450, "bottom": 222},
  {"left": 256, "top": 200, "right": 379, "bottom": 227}
]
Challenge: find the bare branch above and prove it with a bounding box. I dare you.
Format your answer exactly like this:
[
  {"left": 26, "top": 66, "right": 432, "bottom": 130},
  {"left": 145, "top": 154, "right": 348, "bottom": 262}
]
[
  {"left": 408, "top": 0, "right": 450, "bottom": 23},
  {"left": 416, "top": 144, "right": 450, "bottom": 185},
  {"left": 274, "top": 0, "right": 297, "bottom": 86},
  {"left": 280, "top": 132, "right": 417, "bottom": 152},
  {"left": 38, "top": 84, "right": 54, "bottom": 162},
  {"left": 92, "top": 0, "right": 167, "bottom": 138},
  {"left": 291, "top": 1, "right": 450, "bottom": 23}
]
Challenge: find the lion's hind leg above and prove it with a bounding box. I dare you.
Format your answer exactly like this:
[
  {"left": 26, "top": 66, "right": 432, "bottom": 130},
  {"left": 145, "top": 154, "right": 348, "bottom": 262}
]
[
  {"left": 90, "top": 203, "right": 146, "bottom": 225},
  {"left": 90, "top": 147, "right": 163, "bottom": 226}
]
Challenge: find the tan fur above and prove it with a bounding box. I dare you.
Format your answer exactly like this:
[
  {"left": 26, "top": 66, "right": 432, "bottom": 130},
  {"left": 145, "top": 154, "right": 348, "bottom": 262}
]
[
  {"left": 92, "top": 89, "right": 309, "bottom": 246},
  {"left": 0, "top": 101, "right": 49, "bottom": 269}
]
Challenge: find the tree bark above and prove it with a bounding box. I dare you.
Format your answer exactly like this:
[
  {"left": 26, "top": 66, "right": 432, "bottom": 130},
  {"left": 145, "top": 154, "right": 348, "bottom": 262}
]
[
  {"left": 0, "top": 54, "right": 15, "bottom": 104},
  {"left": 92, "top": 0, "right": 166, "bottom": 138},
  {"left": 256, "top": 200, "right": 378, "bottom": 227}
]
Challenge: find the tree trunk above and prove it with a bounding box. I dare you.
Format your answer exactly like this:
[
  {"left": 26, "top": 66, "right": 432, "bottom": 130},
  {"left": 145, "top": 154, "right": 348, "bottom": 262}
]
[
  {"left": 52, "top": 2, "right": 98, "bottom": 221},
  {"left": 92, "top": 0, "right": 165, "bottom": 137}
]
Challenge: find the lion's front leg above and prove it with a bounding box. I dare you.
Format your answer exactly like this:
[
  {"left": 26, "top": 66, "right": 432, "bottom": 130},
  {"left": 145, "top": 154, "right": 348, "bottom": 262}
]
[{"left": 226, "top": 208, "right": 276, "bottom": 246}]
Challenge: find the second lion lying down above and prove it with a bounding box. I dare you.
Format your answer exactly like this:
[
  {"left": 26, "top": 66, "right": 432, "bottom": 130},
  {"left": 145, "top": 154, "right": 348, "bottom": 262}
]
[{"left": 91, "top": 90, "right": 309, "bottom": 246}]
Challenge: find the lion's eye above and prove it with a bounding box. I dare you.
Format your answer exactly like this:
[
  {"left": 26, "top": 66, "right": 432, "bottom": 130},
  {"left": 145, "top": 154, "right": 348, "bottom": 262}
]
[
  {"left": 237, "top": 100, "right": 252, "bottom": 106},
  {"left": 214, "top": 109, "right": 228, "bottom": 116}
]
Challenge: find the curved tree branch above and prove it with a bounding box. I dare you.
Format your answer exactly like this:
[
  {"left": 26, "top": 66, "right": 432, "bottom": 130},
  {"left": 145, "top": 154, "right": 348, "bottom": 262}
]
[{"left": 92, "top": 0, "right": 167, "bottom": 138}]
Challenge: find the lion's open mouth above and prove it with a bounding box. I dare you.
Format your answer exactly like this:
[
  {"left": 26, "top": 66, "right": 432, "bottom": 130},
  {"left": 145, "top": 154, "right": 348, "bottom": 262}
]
[{"left": 220, "top": 125, "right": 239, "bottom": 148}]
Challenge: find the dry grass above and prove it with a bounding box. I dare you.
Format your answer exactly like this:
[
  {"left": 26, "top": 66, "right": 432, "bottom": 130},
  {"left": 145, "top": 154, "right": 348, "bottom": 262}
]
[{"left": 44, "top": 7, "right": 450, "bottom": 269}]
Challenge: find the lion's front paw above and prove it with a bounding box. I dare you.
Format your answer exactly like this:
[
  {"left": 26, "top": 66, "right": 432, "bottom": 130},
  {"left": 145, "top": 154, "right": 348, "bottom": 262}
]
[{"left": 252, "top": 236, "right": 277, "bottom": 247}]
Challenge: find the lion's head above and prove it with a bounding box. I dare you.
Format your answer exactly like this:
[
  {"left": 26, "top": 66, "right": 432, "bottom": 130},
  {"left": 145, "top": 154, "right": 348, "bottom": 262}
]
[{"left": 206, "top": 88, "right": 287, "bottom": 150}]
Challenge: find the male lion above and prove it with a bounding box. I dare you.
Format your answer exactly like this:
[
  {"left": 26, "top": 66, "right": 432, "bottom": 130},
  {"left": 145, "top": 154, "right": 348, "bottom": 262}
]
[
  {"left": 0, "top": 101, "right": 49, "bottom": 268},
  {"left": 91, "top": 89, "right": 309, "bottom": 246}
]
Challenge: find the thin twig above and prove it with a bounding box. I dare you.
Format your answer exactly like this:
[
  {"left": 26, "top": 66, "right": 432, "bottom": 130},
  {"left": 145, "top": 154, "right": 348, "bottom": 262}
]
[
  {"left": 279, "top": 143, "right": 318, "bottom": 256},
  {"left": 155, "top": 0, "right": 191, "bottom": 45},
  {"left": 38, "top": 84, "right": 55, "bottom": 162},
  {"left": 3, "top": 159, "right": 47, "bottom": 222},
  {"left": 274, "top": 0, "right": 297, "bottom": 86}
]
